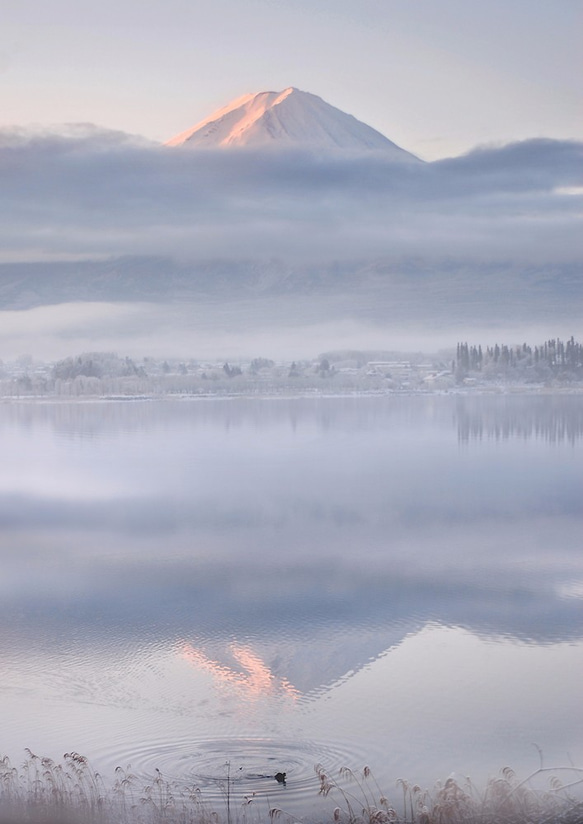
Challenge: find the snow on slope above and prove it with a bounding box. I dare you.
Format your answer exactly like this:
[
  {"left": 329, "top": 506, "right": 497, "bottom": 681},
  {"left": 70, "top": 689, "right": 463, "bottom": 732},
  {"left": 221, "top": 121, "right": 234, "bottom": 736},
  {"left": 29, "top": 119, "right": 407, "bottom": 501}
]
[{"left": 166, "top": 87, "right": 420, "bottom": 160}]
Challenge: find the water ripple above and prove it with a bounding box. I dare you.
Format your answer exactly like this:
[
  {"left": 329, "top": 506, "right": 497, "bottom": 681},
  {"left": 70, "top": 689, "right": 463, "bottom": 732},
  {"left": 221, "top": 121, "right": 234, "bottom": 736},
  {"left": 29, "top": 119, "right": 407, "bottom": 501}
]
[{"left": 98, "top": 736, "right": 372, "bottom": 808}]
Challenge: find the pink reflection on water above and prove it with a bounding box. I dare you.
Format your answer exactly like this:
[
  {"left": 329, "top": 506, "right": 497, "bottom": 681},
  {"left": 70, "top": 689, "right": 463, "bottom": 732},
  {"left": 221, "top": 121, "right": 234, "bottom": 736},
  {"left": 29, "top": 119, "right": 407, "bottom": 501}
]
[{"left": 179, "top": 641, "right": 300, "bottom": 701}]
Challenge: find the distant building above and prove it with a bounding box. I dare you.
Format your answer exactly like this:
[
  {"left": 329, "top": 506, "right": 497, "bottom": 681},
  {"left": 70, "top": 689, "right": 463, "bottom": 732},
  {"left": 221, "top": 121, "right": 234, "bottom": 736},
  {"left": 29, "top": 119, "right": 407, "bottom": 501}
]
[{"left": 366, "top": 361, "right": 412, "bottom": 377}]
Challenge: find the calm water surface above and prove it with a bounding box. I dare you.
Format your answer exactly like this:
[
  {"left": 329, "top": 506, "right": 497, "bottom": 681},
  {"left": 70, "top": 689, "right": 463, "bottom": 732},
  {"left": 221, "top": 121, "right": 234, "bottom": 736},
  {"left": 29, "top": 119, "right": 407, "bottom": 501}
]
[{"left": 1, "top": 394, "right": 582, "bottom": 813}]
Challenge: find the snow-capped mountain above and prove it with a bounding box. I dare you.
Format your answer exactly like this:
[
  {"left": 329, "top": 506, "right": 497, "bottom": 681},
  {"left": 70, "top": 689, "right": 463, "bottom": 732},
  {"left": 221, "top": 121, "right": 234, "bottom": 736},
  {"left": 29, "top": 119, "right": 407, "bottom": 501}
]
[{"left": 166, "top": 86, "right": 420, "bottom": 160}]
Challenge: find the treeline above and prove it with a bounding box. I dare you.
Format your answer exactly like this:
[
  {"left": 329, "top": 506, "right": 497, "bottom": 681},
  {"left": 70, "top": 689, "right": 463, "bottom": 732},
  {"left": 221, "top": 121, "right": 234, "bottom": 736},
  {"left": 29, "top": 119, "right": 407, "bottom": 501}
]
[
  {"left": 2, "top": 340, "right": 583, "bottom": 398},
  {"left": 455, "top": 336, "right": 583, "bottom": 380},
  {"left": 52, "top": 352, "right": 146, "bottom": 380},
  {"left": 1, "top": 351, "right": 400, "bottom": 398}
]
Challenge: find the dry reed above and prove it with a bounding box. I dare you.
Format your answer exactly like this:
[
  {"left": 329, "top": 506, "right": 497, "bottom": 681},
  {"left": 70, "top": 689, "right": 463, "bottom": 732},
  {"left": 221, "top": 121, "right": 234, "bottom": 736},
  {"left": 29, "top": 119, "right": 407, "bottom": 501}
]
[{"left": 1, "top": 751, "right": 582, "bottom": 824}]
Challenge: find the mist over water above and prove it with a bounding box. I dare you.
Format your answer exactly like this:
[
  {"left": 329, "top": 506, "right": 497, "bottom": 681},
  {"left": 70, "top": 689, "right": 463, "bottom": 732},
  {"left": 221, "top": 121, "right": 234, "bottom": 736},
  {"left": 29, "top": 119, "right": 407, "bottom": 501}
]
[
  {"left": 1, "top": 394, "right": 582, "bottom": 813},
  {"left": 0, "top": 296, "right": 577, "bottom": 363}
]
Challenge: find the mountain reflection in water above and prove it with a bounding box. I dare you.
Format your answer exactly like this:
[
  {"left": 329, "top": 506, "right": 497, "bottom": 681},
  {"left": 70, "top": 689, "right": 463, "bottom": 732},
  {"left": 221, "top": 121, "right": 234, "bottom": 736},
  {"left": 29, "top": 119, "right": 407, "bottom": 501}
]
[{"left": 0, "top": 394, "right": 582, "bottom": 798}]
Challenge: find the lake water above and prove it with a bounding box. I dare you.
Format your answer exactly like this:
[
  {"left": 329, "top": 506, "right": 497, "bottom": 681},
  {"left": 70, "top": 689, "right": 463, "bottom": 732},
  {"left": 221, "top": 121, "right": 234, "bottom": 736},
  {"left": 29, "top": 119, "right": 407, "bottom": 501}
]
[{"left": 1, "top": 393, "right": 582, "bottom": 817}]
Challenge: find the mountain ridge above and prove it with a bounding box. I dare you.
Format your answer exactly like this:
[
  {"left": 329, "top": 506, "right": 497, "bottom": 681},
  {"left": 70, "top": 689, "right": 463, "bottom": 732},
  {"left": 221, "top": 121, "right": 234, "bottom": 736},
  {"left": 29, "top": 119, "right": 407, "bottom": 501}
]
[{"left": 166, "top": 86, "right": 420, "bottom": 160}]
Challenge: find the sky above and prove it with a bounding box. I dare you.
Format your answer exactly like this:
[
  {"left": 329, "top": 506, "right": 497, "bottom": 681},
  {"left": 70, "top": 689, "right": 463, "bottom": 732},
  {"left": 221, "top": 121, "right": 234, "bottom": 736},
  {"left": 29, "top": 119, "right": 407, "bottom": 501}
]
[{"left": 2, "top": 0, "right": 582, "bottom": 160}]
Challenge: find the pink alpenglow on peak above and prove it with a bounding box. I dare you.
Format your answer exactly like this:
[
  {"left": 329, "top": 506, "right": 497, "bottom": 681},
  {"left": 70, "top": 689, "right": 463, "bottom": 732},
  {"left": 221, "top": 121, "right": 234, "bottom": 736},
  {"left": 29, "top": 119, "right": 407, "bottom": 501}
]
[{"left": 166, "top": 87, "right": 420, "bottom": 160}]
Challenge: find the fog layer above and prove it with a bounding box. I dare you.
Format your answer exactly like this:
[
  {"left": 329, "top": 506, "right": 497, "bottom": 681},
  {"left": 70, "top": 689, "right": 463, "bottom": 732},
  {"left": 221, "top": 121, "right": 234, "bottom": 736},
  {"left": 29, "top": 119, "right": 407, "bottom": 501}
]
[{"left": 1, "top": 127, "right": 581, "bottom": 263}]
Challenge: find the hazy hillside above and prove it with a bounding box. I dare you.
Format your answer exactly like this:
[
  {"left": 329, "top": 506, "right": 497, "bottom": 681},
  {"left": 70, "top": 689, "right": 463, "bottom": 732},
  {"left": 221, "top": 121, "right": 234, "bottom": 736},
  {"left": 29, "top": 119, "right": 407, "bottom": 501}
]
[{"left": 0, "top": 256, "right": 580, "bottom": 325}]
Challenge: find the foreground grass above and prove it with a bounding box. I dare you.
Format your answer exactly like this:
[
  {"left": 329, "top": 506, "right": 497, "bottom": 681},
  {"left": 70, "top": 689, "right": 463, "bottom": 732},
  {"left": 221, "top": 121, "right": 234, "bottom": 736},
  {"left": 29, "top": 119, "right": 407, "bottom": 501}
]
[{"left": 1, "top": 751, "right": 582, "bottom": 824}]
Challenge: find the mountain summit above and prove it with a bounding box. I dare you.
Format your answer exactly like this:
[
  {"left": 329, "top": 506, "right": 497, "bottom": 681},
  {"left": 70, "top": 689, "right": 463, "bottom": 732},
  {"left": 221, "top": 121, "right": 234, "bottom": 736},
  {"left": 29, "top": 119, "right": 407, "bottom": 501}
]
[{"left": 166, "top": 87, "right": 419, "bottom": 160}]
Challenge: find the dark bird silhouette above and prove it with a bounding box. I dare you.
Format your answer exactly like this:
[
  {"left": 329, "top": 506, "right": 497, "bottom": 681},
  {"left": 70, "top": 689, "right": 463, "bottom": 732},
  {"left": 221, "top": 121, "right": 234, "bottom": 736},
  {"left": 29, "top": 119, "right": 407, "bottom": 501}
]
[{"left": 274, "top": 772, "right": 286, "bottom": 784}]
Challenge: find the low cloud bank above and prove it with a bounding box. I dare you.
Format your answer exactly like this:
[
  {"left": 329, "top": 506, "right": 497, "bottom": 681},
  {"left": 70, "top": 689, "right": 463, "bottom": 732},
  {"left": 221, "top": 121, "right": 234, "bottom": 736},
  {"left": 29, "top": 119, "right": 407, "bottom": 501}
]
[{"left": 1, "top": 126, "right": 581, "bottom": 263}]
